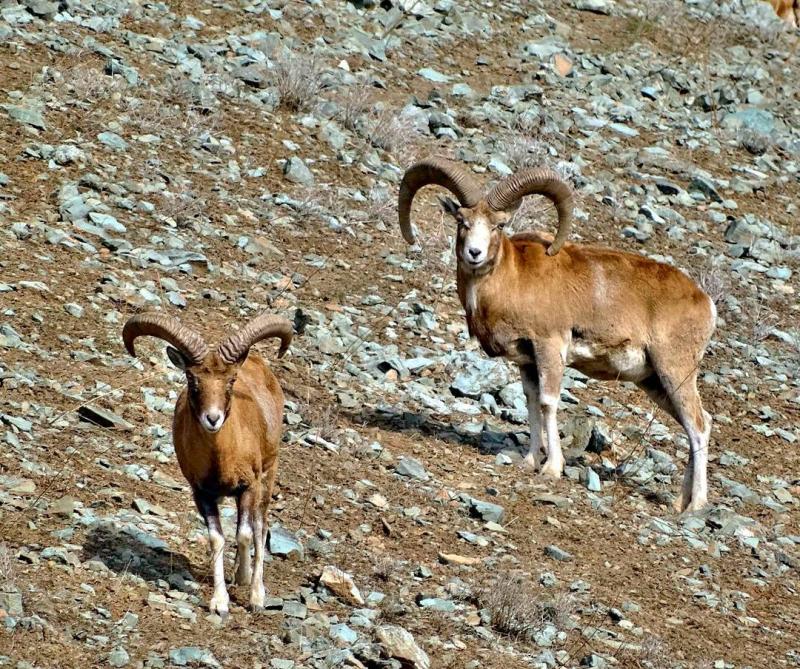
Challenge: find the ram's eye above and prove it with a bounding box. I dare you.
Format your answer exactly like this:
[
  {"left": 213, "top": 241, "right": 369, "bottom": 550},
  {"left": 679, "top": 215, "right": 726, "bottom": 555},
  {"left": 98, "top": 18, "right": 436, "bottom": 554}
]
[{"left": 496, "top": 222, "right": 506, "bottom": 230}]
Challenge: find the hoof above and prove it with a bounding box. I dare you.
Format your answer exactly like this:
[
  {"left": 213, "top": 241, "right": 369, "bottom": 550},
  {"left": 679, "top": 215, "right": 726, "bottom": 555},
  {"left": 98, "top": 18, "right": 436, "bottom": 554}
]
[
  {"left": 209, "top": 592, "right": 230, "bottom": 618},
  {"left": 521, "top": 454, "right": 538, "bottom": 469},
  {"left": 235, "top": 572, "right": 252, "bottom": 587},
  {"left": 250, "top": 587, "right": 266, "bottom": 611},
  {"left": 539, "top": 462, "right": 564, "bottom": 480}
]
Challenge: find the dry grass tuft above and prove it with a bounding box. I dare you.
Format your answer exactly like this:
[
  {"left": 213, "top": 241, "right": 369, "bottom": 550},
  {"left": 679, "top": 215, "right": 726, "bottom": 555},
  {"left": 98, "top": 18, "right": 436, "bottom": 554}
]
[
  {"left": 738, "top": 128, "right": 771, "bottom": 156},
  {"left": 271, "top": 52, "right": 328, "bottom": 112},
  {"left": 477, "top": 574, "right": 573, "bottom": 643},
  {"left": 335, "top": 83, "right": 375, "bottom": 132},
  {"left": 698, "top": 263, "right": 729, "bottom": 307},
  {"left": 0, "top": 543, "right": 15, "bottom": 588},
  {"left": 373, "top": 555, "right": 401, "bottom": 582},
  {"left": 366, "top": 106, "right": 421, "bottom": 158}
]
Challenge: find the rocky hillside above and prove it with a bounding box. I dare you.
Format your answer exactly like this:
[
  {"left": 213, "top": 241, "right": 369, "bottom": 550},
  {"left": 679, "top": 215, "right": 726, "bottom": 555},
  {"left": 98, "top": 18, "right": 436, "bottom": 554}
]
[{"left": 0, "top": 0, "right": 798, "bottom": 668}]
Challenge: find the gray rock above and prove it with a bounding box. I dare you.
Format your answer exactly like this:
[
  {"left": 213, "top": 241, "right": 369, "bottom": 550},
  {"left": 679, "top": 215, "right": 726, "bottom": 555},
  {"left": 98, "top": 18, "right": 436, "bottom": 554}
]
[
  {"left": 584, "top": 467, "right": 602, "bottom": 492},
  {"left": 283, "top": 157, "right": 314, "bottom": 185},
  {"left": 3, "top": 103, "right": 46, "bottom": 129},
  {"left": 108, "top": 647, "right": 130, "bottom": 668},
  {"left": 418, "top": 68, "right": 450, "bottom": 83},
  {"left": 721, "top": 108, "right": 775, "bottom": 135},
  {"left": 572, "top": 0, "right": 614, "bottom": 14},
  {"left": 269, "top": 525, "right": 304, "bottom": 560},
  {"left": 282, "top": 600, "right": 307, "bottom": 618},
  {"left": 544, "top": 545, "right": 573, "bottom": 562},
  {"left": 470, "top": 498, "right": 505, "bottom": 523},
  {"left": 395, "top": 457, "right": 430, "bottom": 481},
  {"left": 77, "top": 406, "right": 133, "bottom": 431},
  {"left": 168, "top": 647, "right": 220, "bottom": 668},
  {"left": 0, "top": 588, "right": 23, "bottom": 616},
  {"left": 376, "top": 625, "right": 430, "bottom": 669},
  {"left": 97, "top": 131, "right": 129, "bottom": 151},
  {"left": 418, "top": 597, "right": 456, "bottom": 612}
]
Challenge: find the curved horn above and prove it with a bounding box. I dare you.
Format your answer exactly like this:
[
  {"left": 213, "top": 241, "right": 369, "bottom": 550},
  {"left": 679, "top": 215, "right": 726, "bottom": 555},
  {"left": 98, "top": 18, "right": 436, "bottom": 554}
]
[
  {"left": 486, "top": 168, "right": 574, "bottom": 255},
  {"left": 398, "top": 157, "right": 483, "bottom": 244},
  {"left": 122, "top": 312, "right": 208, "bottom": 365},
  {"left": 217, "top": 314, "right": 293, "bottom": 364}
]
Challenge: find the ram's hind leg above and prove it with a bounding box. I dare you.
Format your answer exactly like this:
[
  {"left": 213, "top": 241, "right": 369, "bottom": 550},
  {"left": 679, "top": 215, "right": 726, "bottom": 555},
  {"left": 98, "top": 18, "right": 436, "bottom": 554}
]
[
  {"left": 639, "top": 364, "right": 711, "bottom": 513},
  {"left": 535, "top": 341, "right": 566, "bottom": 479},
  {"left": 250, "top": 455, "right": 277, "bottom": 611},
  {"left": 520, "top": 364, "right": 545, "bottom": 469},
  {"left": 234, "top": 493, "right": 253, "bottom": 586}
]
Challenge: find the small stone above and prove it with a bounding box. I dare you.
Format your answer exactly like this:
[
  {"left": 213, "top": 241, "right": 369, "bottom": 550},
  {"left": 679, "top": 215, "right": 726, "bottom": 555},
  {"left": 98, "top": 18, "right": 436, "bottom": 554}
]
[
  {"left": 64, "top": 303, "right": 84, "bottom": 318},
  {"left": 319, "top": 565, "right": 365, "bottom": 606},
  {"left": 376, "top": 625, "right": 430, "bottom": 669},
  {"left": 418, "top": 67, "right": 450, "bottom": 83},
  {"left": 283, "top": 157, "right": 314, "bottom": 185},
  {"left": 97, "top": 131, "right": 129, "bottom": 151},
  {"left": 0, "top": 588, "right": 23, "bottom": 616},
  {"left": 553, "top": 53, "right": 573, "bottom": 76},
  {"left": 469, "top": 498, "right": 505, "bottom": 523},
  {"left": 108, "top": 647, "right": 130, "bottom": 668},
  {"left": 268, "top": 524, "right": 304, "bottom": 560},
  {"left": 584, "top": 467, "right": 602, "bottom": 492},
  {"left": 438, "top": 552, "right": 481, "bottom": 566},
  {"left": 395, "top": 457, "right": 430, "bottom": 481},
  {"left": 77, "top": 406, "right": 133, "bottom": 431},
  {"left": 545, "top": 545, "right": 573, "bottom": 562}
]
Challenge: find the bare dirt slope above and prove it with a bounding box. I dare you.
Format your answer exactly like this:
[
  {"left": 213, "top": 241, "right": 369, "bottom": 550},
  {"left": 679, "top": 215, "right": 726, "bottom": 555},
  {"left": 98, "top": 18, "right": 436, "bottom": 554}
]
[{"left": 0, "top": 1, "right": 798, "bottom": 668}]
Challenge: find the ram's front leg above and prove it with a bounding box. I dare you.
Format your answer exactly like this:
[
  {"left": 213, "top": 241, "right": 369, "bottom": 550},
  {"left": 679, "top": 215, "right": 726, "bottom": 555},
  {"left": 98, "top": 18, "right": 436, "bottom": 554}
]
[
  {"left": 195, "top": 491, "right": 230, "bottom": 617},
  {"left": 535, "top": 341, "right": 566, "bottom": 479}
]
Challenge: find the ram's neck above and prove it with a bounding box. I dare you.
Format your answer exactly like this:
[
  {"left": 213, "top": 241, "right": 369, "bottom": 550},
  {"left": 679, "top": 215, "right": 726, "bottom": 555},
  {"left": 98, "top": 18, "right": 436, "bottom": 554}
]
[{"left": 457, "top": 236, "right": 515, "bottom": 328}]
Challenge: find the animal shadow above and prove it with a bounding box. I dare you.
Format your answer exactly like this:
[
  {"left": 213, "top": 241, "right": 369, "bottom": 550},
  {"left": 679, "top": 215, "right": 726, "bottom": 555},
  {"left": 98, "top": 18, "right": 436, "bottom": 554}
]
[
  {"left": 349, "top": 406, "right": 519, "bottom": 455},
  {"left": 82, "top": 523, "right": 199, "bottom": 587}
]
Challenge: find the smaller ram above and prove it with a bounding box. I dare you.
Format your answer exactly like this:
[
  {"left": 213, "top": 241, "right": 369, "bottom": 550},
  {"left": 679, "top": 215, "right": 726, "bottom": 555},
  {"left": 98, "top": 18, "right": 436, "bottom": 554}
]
[
  {"left": 123, "top": 311, "right": 293, "bottom": 615},
  {"left": 398, "top": 157, "right": 716, "bottom": 513}
]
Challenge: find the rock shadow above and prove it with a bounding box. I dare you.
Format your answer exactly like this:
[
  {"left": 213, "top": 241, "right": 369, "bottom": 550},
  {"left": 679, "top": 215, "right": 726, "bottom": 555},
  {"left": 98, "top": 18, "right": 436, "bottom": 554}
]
[{"left": 82, "top": 523, "right": 200, "bottom": 586}]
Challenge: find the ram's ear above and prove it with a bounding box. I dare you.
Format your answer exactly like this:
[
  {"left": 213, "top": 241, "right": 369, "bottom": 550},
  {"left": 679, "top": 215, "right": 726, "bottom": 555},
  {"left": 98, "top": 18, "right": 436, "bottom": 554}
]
[
  {"left": 166, "top": 346, "right": 189, "bottom": 370},
  {"left": 439, "top": 196, "right": 461, "bottom": 218}
]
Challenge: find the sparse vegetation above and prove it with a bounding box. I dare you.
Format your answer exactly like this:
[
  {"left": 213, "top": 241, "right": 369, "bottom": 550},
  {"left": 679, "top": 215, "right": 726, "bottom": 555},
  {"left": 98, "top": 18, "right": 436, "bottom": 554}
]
[
  {"left": 477, "top": 574, "right": 573, "bottom": 643},
  {"left": 271, "top": 52, "right": 328, "bottom": 112},
  {"left": 0, "top": 543, "right": 15, "bottom": 589}
]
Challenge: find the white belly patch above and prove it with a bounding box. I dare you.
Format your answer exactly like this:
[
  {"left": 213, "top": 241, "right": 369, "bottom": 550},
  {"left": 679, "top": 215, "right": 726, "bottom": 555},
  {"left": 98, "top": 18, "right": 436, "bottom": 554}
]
[{"left": 566, "top": 340, "right": 651, "bottom": 382}]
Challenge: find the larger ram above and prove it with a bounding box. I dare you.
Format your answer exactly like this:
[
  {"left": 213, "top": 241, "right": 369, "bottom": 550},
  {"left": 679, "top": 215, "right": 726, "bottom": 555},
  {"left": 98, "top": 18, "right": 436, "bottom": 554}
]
[{"left": 398, "top": 157, "right": 716, "bottom": 513}]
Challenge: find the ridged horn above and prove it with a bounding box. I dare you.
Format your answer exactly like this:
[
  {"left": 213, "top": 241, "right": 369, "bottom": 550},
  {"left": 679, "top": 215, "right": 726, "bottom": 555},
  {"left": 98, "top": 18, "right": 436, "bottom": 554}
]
[
  {"left": 487, "top": 168, "right": 574, "bottom": 255},
  {"left": 217, "top": 314, "right": 293, "bottom": 364},
  {"left": 398, "top": 157, "right": 483, "bottom": 244},
  {"left": 122, "top": 313, "right": 209, "bottom": 365}
]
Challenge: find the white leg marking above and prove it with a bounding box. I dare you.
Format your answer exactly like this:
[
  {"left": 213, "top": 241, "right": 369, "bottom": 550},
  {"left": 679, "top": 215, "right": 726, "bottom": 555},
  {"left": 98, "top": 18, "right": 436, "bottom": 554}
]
[
  {"left": 207, "top": 525, "right": 230, "bottom": 616},
  {"left": 250, "top": 511, "right": 266, "bottom": 610},
  {"left": 539, "top": 393, "right": 565, "bottom": 479},
  {"left": 235, "top": 510, "right": 253, "bottom": 586},
  {"left": 521, "top": 370, "right": 545, "bottom": 469},
  {"left": 675, "top": 410, "right": 711, "bottom": 513}
]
